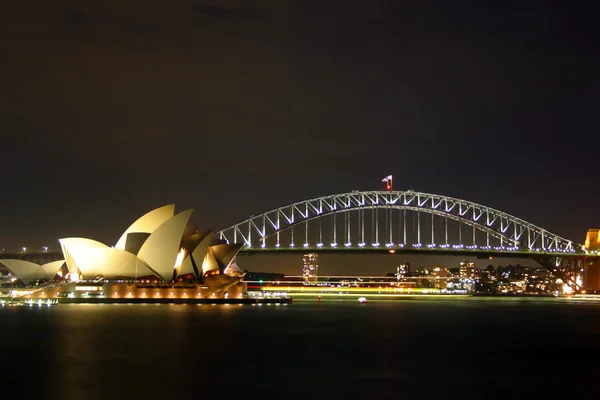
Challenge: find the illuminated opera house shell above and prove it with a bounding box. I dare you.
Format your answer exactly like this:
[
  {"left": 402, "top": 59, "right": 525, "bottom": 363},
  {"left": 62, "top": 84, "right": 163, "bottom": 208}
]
[
  {"left": 59, "top": 205, "right": 242, "bottom": 282},
  {"left": 0, "top": 260, "right": 64, "bottom": 285}
]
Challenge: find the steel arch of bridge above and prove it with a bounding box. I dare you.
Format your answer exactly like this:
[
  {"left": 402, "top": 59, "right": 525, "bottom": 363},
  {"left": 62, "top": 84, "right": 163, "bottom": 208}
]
[{"left": 217, "top": 190, "right": 579, "bottom": 255}]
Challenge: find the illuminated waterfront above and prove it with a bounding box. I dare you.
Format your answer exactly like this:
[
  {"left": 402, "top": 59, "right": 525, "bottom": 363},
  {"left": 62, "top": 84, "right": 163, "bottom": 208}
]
[{"left": 0, "top": 298, "right": 598, "bottom": 399}]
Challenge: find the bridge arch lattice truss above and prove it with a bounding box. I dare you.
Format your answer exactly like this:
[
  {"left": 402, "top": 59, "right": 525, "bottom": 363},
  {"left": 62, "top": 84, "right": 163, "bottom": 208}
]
[{"left": 217, "top": 190, "right": 579, "bottom": 254}]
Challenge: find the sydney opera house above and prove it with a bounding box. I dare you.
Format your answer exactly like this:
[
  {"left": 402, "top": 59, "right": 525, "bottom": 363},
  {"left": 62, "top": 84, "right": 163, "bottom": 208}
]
[{"left": 0, "top": 205, "right": 247, "bottom": 301}]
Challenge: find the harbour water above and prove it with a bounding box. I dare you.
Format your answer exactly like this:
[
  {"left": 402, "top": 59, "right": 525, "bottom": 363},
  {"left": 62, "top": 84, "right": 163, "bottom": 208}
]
[{"left": 0, "top": 298, "right": 598, "bottom": 399}]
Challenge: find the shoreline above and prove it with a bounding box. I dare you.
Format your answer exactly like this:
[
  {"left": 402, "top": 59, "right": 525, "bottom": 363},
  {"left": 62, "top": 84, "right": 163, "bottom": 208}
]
[{"left": 1, "top": 297, "right": 292, "bottom": 306}]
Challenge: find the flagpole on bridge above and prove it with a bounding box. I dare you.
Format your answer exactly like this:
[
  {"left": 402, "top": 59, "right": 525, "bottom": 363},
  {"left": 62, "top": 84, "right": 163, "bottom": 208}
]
[{"left": 382, "top": 175, "right": 392, "bottom": 191}]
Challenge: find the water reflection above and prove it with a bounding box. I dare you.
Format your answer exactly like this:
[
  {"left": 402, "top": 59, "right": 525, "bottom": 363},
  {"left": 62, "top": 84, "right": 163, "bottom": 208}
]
[{"left": 0, "top": 300, "right": 598, "bottom": 399}]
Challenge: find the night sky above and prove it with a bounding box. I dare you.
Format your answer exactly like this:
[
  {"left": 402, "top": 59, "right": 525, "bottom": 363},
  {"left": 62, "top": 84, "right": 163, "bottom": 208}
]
[{"left": 1, "top": 2, "right": 598, "bottom": 273}]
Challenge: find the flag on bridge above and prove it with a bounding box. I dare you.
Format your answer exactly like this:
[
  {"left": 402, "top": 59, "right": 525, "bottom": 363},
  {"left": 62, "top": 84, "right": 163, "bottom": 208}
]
[{"left": 382, "top": 175, "right": 392, "bottom": 191}]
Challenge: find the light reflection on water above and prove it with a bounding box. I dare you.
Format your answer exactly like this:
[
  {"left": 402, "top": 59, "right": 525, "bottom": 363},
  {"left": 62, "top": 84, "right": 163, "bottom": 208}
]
[{"left": 0, "top": 299, "right": 598, "bottom": 399}]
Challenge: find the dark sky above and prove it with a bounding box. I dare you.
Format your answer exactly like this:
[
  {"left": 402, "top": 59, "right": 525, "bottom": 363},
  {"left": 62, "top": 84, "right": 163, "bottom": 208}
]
[{"left": 1, "top": 1, "right": 599, "bottom": 270}]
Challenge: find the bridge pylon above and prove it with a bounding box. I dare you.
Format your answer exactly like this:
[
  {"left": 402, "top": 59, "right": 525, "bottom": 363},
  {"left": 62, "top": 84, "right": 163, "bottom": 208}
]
[{"left": 584, "top": 229, "right": 600, "bottom": 292}]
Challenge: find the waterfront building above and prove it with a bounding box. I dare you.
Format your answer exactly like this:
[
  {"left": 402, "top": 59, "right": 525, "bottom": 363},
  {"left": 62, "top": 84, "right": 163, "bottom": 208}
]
[
  {"left": 0, "top": 205, "right": 247, "bottom": 300},
  {"left": 431, "top": 266, "right": 450, "bottom": 289},
  {"left": 459, "top": 261, "right": 476, "bottom": 279},
  {"left": 302, "top": 253, "right": 319, "bottom": 282}
]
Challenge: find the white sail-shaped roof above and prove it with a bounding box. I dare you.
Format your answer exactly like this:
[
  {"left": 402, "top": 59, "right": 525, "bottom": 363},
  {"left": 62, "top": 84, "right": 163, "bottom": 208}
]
[
  {"left": 189, "top": 230, "right": 214, "bottom": 275},
  {"left": 202, "top": 250, "right": 221, "bottom": 276},
  {"left": 224, "top": 262, "right": 242, "bottom": 275},
  {"left": 40, "top": 261, "right": 65, "bottom": 280},
  {"left": 59, "top": 238, "right": 160, "bottom": 280},
  {"left": 210, "top": 243, "right": 243, "bottom": 271},
  {"left": 0, "top": 259, "right": 46, "bottom": 284},
  {"left": 137, "top": 209, "right": 193, "bottom": 282},
  {"left": 76, "top": 248, "right": 158, "bottom": 279},
  {"left": 60, "top": 238, "right": 110, "bottom": 279},
  {"left": 178, "top": 256, "right": 195, "bottom": 277},
  {"left": 115, "top": 205, "right": 175, "bottom": 250}
]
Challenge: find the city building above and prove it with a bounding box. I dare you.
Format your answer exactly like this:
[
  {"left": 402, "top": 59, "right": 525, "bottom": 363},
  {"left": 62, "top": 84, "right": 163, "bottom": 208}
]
[
  {"left": 302, "top": 253, "right": 318, "bottom": 282},
  {"left": 459, "top": 261, "right": 476, "bottom": 279},
  {"left": 397, "top": 263, "right": 411, "bottom": 278},
  {"left": 431, "top": 266, "right": 450, "bottom": 289}
]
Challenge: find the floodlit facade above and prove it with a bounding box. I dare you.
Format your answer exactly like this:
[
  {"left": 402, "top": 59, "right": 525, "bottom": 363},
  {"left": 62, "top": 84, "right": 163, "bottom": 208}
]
[
  {"left": 6, "top": 205, "right": 247, "bottom": 300},
  {"left": 59, "top": 205, "right": 243, "bottom": 283}
]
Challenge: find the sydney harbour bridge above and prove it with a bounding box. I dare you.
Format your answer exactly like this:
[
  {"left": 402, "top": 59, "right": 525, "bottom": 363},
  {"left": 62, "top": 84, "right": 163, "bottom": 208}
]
[
  {"left": 4, "top": 189, "right": 600, "bottom": 292},
  {"left": 216, "top": 189, "right": 600, "bottom": 292}
]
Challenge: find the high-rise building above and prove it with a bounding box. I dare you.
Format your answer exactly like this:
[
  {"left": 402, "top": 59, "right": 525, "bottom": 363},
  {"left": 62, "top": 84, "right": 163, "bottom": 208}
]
[
  {"left": 396, "top": 263, "right": 411, "bottom": 278},
  {"left": 459, "top": 261, "right": 476, "bottom": 279},
  {"left": 302, "top": 253, "right": 319, "bottom": 282}
]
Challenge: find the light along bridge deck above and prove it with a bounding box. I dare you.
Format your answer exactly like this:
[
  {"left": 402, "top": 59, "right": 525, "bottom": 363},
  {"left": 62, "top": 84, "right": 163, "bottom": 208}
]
[{"left": 239, "top": 246, "right": 600, "bottom": 258}]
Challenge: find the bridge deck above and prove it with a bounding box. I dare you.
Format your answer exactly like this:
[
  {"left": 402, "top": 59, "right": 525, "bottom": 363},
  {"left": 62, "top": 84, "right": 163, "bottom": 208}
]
[{"left": 240, "top": 247, "right": 597, "bottom": 258}]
